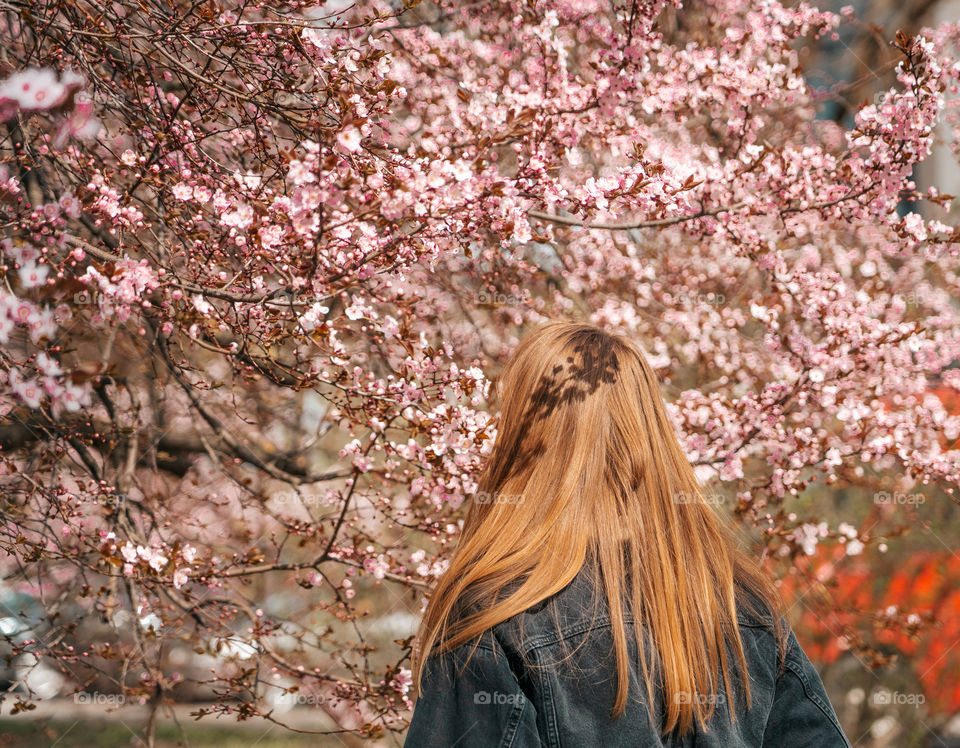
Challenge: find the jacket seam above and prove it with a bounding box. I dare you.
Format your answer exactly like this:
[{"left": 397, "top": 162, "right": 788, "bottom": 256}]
[
  {"left": 534, "top": 646, "right": 560, "bottom": 748},
  {"left": 479, "top": 632, "right": 538, "bottom": 748},
  {"left": 782, "top": 657, "right": 849, "bottom": 744},
  {"left": 498, "top": 691, "right": 528, "bottom": 748},
  {"left": 517, "top": 615, "right": 767, "bottom": 651},
  {"left": 519, "top": 616, "right": 622, "bottom": 650}
]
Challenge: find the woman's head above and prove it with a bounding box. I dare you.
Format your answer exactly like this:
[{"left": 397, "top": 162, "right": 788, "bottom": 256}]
[
  {"left": 412, "top": 320, "right": 786, "bottom": 735},
  {"left": 471, "top": 321, "right": 696, "bottom": 548}
]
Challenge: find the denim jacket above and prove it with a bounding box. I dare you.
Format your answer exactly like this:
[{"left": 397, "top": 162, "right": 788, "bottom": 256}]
[{"left": 405, "top": 566, "right": 851, "bottom": 747}]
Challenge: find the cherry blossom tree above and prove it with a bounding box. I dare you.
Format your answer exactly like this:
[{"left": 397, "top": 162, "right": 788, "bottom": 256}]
[{"left": 1, "top": 0, "right": 960, "bottom": 743}]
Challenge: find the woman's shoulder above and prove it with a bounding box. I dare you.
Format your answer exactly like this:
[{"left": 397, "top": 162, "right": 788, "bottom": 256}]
[
  {"left": 489, "top": 564, "right": 619, "bottom": 654},
  {"left": 457, "top": 564, "right": 788, "bottom": 663},
  {"left": 734, "top": 583, "right": 781, "bottom": 628},
  {"left": 491, "top": 568, "right": 788, "bottom": 658}
]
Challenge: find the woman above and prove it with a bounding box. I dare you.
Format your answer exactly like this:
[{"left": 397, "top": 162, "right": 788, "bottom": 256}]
[{"left": 406, "top": 321, "right": 850, "bottom": 747}]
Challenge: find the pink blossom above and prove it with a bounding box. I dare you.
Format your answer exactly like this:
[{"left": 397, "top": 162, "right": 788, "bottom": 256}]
[
  {"left": 220, "top": 201, "right": 254, "bottom": 229},
  {"left": 363, "top": 555, "right": 389, "bottom": 579},
  {"left": 53, "top": 96, "right": 100, "bottom": 147},
  {"left": 17, "top": 262, "right": 48, "bottom": 289},
  {"left": 298, "top": 301, "right": 330, "bottom": 332},
  {"left": 35, "top": 352, "right": 62, "bottom": 377},
  {"left": 192, "top": 294, "right": 214, "bottom": 315},
  {"left": 59, "top": 193, "right": 82, "bottom": 218},
  {"left": 902, "top": 212, "right": 928, "bottom": 242},
  {"left": 9, "top": 369, "right": 43, "bottom": 408},
  {"left": 0, "top": 67, "right": 83, "bottom": 113},
  {"left": 718, "top": 454, "right": 744, "bottom": 481},
  {"left": 337, "top": 126, "right": 362, "bottom": 153}
]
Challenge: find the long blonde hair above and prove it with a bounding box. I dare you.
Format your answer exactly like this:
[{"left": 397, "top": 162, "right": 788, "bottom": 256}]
[{"left": 411, "top": 320, "right": 787, "bottom": 735}]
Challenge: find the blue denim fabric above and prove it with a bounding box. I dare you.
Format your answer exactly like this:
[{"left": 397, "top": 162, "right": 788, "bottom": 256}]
[{"left": 405, "top": 568, "right": 851, "bottom": 747}]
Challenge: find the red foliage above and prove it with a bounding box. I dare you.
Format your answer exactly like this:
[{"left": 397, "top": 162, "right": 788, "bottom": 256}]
[{"left": 784, "top": 550, "right": 960, "bottom": 713}]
